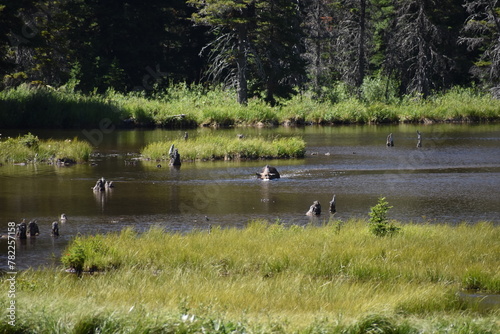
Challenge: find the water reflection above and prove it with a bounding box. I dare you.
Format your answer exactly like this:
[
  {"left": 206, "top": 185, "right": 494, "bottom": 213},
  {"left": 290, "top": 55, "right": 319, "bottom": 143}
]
[{"left": 1, "top": 123, "right": 500, "bottom": 269}]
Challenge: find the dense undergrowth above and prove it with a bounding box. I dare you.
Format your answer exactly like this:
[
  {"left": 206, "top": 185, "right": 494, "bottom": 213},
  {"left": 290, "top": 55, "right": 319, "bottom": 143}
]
[
  {"left": 1, "top": 219, "right": 497, "bottom": 333},
  {"left": 1, "top": 84, "right": 499, "bottom": 129}
]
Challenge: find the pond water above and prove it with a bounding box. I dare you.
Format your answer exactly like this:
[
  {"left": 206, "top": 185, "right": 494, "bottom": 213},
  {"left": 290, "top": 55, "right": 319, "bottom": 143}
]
[{"left": 1, "top": 123, "right": 500, "bottom": 270}]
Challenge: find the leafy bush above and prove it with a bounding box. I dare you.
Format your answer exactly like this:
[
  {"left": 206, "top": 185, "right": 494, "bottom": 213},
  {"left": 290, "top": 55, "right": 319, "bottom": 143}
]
[
  {"left": 61, "top": 241, "right": 86, "bottom": 274},
  {"left": 368, "top": 197, "right": 400, "bottom": 237}
]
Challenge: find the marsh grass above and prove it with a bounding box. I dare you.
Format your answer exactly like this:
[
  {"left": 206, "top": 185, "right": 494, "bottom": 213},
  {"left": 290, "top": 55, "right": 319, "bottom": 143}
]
[
  {"left": 2, "top": 85, "right": 499, "bottom": 129},
  {"left": 0, "top": 133, "right": 93, "bottom": 163},
  {"left": 0, "top": 84, "right": 124, "bottom": 128},
  {"left": 141, "top": 134, "right": 306, "bottom": 161},
  {"left": 3, "top": 219, "right": 499, "bottom": 333}
]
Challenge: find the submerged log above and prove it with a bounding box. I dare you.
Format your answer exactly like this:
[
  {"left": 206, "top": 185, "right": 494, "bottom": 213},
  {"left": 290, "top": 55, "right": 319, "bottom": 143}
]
[{"left": 256, "top": 165, "right": 280, "bottom": 180}]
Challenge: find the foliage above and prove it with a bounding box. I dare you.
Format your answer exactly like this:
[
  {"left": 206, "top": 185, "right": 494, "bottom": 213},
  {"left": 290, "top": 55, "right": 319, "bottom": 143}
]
[
  {"left": 368, "top": 197, "right": 400, "bottom": 237},
  {"left": 461, "top": 0, "right": 500, "bottom": 97},
  {"left": 60, "top": 240, "right": 86, "bottom": 274},
  {"left": 0, "top": 132, "right": 92, "bottom": 163},
  {"left": 1, "top": 0, "right": 497, "bottom": 104},
  {"left": 2, "top": 84, "right": 499, "bottom": 130}
]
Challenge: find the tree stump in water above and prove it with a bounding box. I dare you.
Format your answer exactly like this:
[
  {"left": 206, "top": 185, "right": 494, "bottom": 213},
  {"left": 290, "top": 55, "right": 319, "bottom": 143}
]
[
  {"left": 306, "top": 201, "right": 321, "bottom": 216},
  {"left": 386, "top": 133, "right": 394, "bottom": 147},
  {"left": 51, "top": 221, "right": 59, "bottom": 237},
  {"left": 329, "top": 194, "right": 336, "bottom": 213},
  {"left": 417, "top": 130, "right": 422, "bottom": 148},
  {"left": 168, "top": 144, "right": 182, "bottom": 166}
]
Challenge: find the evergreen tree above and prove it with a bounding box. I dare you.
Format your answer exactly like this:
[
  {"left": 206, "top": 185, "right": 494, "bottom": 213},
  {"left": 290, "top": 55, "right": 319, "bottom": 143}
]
[
  {"left": 384, "top": 0, "right": 454, "bottom": 97},
  {"left": 189, "top": 0, "right": 254, "bottom": 105},
  {"left": 251, "top": 0, "right": 306, "bottom": 105},
  {"left": 302, "top": 0, "right": 338, "bottom": 95},
  {"left": 461, "top": 0, "right": 500, "bottom": 97},
  {"left": 190, "top": 0, "right": 306, "bottom": 105}
]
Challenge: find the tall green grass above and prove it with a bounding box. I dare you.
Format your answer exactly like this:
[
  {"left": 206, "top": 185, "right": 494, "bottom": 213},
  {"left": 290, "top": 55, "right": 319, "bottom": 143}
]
[
  {"left": 1, "top": 84, "right": 499, "bottom": 129},
  {"left": 2, "top": 219, "right": 498, "bottom": 333},
  {"left": 59, "top": 220, "right": 500, "bottom": 293},
  {"left": 0, "top": 132, "right": 93, "bottom": 163},
  {"left": 141, "top": 134, "right": 306, "bottom": 161},
  {"left": 0, "top": 84, "right": 124, "bottom": 128}
]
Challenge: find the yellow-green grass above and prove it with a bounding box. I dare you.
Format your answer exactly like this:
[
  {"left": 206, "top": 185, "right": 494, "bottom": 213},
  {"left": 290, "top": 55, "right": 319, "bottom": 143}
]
[
  {"left": 141, "top": 134, "right": 306, "bottom": 161},
  {"left": 2, "top": 84, "right": 500, "bottom": 130},
  {"left": 0, "top": 133, "right": 93, "bottom": 163},
  {"left": 2, "top": 219, "right": 497, "bottom": 333}
]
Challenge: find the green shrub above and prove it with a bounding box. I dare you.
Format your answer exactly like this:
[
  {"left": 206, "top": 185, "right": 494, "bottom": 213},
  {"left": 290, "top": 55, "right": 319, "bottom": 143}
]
[
  {"left": 61, "top": 241, "right": 86, "bottom": 274},
  {"left": 368, "top": 197, "right": 400, "bottom": 237}
]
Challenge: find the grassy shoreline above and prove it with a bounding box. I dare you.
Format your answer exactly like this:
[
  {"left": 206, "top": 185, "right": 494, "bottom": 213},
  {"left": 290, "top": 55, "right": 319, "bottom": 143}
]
[
  {"left": 2, "top": 219, "right": 498, "bottom": 333},
  {"left": 1, "top": 85, "right": 500, "bottom": 129}
]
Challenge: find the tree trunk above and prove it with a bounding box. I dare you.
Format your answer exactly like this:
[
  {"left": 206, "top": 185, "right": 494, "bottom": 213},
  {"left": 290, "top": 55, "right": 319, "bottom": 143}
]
[
  {"left": 236, "top": 23, "right": 248, "bottom": 105},
  {"left": 357, "top": 0, "right": 367, "bottom": 88}
]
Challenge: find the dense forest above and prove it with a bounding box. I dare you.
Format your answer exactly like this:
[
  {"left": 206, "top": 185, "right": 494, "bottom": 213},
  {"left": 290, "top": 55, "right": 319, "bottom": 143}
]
[{"left": 0, "top": 0, "right": 499, "bottom": 104}]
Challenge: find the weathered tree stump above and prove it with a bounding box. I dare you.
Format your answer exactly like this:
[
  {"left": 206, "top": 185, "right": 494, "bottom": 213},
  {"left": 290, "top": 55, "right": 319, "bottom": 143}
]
[
  {"left": 417, "top": 130, "right": 422, "bottom": 148},
  {"left": 329, "top": 194, "right": 336, "bottom": 213},
  {"left": 306, "top": 200, "right": 321, "bottom": 216},
  {"left": 51, "top": 221, "right": 59, "bottom": 237},
  {"left": 28, "top": 219, "right": 39, "bottom": 237},
  {"left": 16, "top": 220, "right": 27, "bottom": 239},
  {"left": 92, "top": 177, "right": 114, "bottom": 191},
  {"left": 168, "top": 144, "right": 182, "bottom": 166},
  {"left": 386, "top": 133, "right": 394, "bottom": 147}
]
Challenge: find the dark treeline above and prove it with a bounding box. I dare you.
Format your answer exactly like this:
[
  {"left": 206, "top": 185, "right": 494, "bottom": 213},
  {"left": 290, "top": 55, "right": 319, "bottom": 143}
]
[{"left": 1, "top": 0, "right": 499, "bottom": 104}]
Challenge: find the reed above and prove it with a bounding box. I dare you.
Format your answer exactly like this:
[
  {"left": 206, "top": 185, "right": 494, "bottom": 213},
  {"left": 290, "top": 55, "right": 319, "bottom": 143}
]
[
  {"left": 141, "top": 134, "right": 306, "bottom": 161},
  {"left": 0, "top": 133, "right": 93, "bottom": 163}
]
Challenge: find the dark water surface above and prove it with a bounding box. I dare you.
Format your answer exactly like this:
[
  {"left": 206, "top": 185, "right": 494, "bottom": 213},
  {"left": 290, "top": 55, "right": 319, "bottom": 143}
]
[{"left": 1, "top": 124, "right": 499, "bottom": 269}]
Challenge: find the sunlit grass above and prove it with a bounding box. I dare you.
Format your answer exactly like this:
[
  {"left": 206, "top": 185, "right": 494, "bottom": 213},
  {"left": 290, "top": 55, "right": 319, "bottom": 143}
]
[
  {"left": 0, "top": 133, "right": 93, "bottom": 163},
  {"left": 141, "top": 134, "right": 306, "bottom": 161},
  {"left": 2, "top": 85, "right": 499, "bottom": 129},
  {"left": 2, "top": 219, "right": 498, "bottom": 332}
]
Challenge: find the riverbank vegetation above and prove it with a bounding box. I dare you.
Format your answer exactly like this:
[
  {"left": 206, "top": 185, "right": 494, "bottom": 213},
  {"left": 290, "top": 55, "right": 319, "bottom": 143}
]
[
  {"left": 0, "top": 132, "right": 92, "bottom": 164},
  {"left": 141, "top": 133, "right": 306, "bottom": 161},
  {"left": 3, "top": 219, "right": 498, "bottom": 333},
  {"left": 1, "top": 84, "right": 500, "bottom": 129}
]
